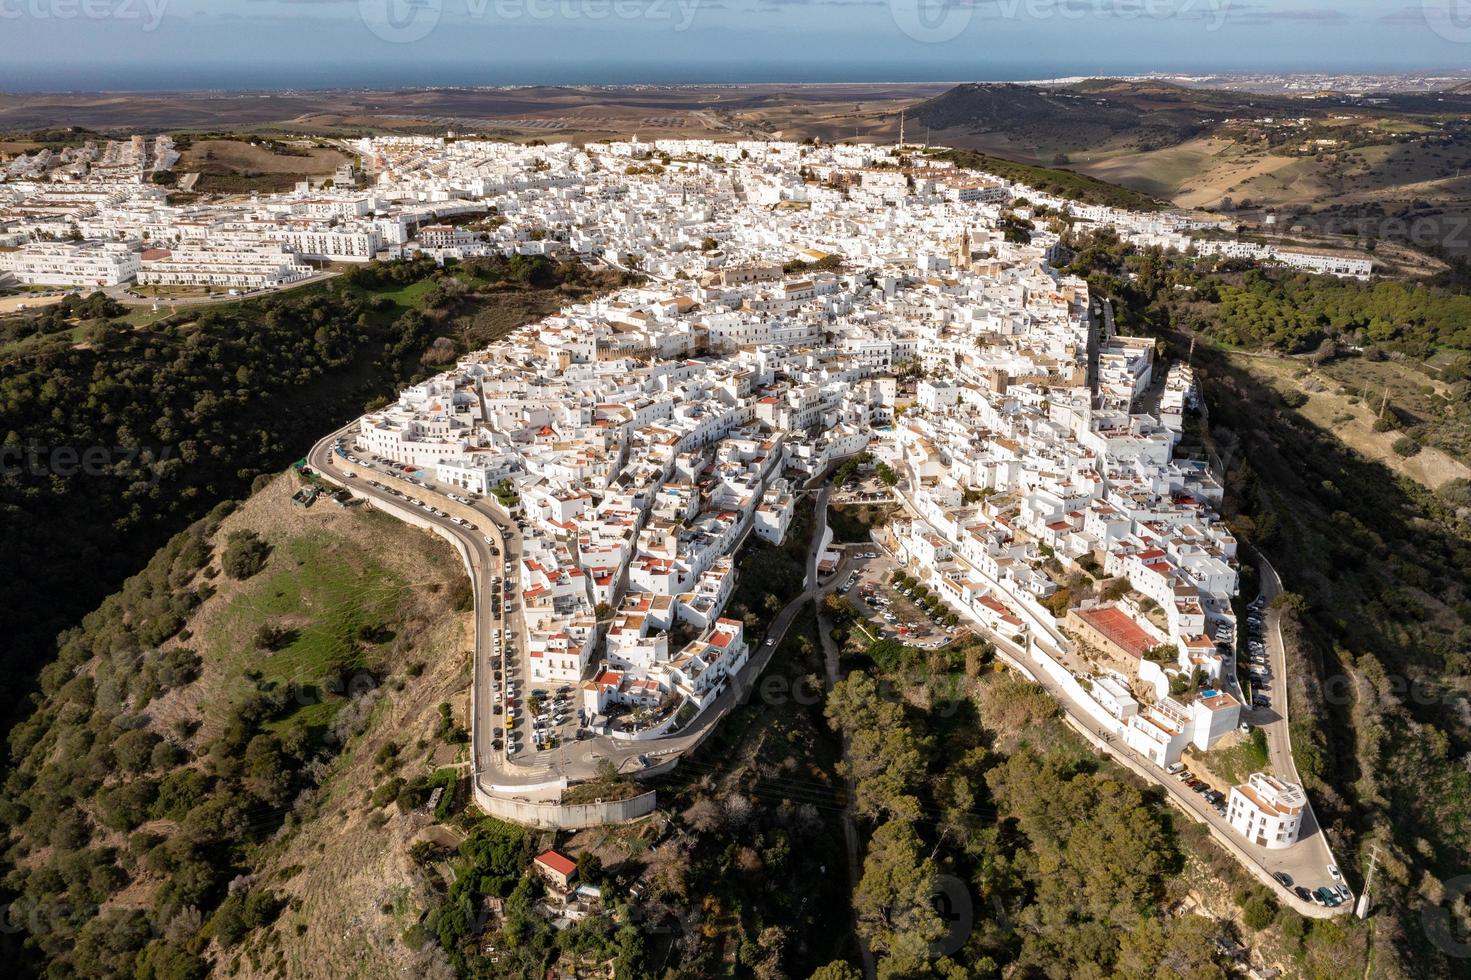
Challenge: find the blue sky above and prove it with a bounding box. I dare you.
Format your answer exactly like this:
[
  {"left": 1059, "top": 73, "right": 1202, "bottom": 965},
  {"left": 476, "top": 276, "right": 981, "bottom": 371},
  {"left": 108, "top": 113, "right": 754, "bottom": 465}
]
[{"left": 1, "top": 0, "right": 1469, "bottom": 90}]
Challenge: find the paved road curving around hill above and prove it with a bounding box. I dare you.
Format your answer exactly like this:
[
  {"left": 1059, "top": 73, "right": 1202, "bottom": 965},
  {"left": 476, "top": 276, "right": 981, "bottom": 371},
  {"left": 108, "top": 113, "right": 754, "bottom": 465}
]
[{"left": 307, "top": 430, "right": 846, "bottom": 806}]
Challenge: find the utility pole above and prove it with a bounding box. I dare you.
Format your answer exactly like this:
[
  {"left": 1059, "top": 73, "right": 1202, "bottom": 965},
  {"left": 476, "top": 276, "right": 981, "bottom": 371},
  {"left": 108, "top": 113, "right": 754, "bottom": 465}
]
[{"left": 1356, "top": 843, "right": 1381, "bottom": 919}]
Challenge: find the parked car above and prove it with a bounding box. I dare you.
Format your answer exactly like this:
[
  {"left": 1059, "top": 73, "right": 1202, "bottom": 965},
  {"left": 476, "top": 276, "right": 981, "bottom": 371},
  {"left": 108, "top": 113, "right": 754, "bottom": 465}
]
[{"left": 1294, "top": 886, "right": 1313, "bottom": 902}]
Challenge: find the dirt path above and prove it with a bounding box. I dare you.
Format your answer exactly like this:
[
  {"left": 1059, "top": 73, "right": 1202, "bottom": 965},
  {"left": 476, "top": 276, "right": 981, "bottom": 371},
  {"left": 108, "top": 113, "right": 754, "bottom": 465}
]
[{"left": 816, "top": 595, "right": 876, "bottom": 979}]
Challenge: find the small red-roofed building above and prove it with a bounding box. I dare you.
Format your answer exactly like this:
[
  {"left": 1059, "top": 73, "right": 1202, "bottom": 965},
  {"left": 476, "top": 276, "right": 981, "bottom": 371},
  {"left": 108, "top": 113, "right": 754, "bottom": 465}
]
[{"left": 533, "top": 850, "right": 578, "bottom": 891}]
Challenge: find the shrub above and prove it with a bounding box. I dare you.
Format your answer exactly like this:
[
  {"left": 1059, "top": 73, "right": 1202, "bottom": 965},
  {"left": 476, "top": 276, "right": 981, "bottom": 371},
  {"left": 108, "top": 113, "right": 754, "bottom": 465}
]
[
  {"left": 221, "top": 530, "right": 270, "bottom": 580},
  {"left": 449, "top": 577, "right": 474, "bottom": 612},
  {"left": 115, "top": 728, "right": 162, "bottom": 773},
  {"left": 254, "top": 623, "right": 295, "bottom": 651},
  {"left": 370, "top": 776, "right": 405, "bottom": 806},
  {"left": 1241, "top": 892, "right": 1277, "bottom": 930},
  {"left": 1392, "top": 437, "right": 1421, "bottom": 458}
]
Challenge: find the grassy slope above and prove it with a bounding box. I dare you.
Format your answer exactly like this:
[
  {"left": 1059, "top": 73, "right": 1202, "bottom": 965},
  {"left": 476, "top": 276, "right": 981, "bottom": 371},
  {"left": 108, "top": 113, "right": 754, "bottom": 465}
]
[
  {"left": 89, "top": 473, "right": 469, "bottom": 976},
  {"left": 199, "top": 478, "right": 475, "bottom": 977}
]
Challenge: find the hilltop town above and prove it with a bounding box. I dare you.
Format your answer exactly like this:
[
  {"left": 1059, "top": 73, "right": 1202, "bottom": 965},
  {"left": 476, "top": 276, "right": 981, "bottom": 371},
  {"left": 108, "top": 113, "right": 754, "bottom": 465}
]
[
  {"left": 0, "top": 131, "right": 1372, "bottom": 290},
  {"left": 2, "top": 131, "right": 1359, "bottom": 917}
]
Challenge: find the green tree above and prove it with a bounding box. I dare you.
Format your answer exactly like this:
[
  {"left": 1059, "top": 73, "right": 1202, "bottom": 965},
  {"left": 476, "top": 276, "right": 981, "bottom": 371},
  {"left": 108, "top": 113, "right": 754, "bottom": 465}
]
[{"left": 854, "top": 821, "right": 945, "bottom": 958}]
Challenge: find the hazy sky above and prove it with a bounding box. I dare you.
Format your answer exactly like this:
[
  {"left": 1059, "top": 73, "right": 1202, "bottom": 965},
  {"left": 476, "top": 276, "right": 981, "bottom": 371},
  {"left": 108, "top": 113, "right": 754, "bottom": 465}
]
[{"left": 1, "top": 0, "right": 1470, "bottom": 90}]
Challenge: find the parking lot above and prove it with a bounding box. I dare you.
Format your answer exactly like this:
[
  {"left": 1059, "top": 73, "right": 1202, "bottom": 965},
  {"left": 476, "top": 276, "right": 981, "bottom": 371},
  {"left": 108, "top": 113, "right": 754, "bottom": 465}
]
[
  {"left": 839, "top": 548, "right": 956, "bottom": 650},
  {"left": 493, "top": 666, "right": 584, "bottom": 761}
]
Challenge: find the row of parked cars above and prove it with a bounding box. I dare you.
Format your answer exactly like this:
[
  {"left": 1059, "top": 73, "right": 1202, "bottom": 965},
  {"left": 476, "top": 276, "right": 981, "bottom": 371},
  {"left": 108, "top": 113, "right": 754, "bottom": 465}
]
[
  {"left": 491, "top": 592, "right": 521, "bottom": 755},
  {"left": 340, "top": 442, "right": 497, "bottom": 540},
  {"left": 1273, "top": 870, "right": 1352, "bottom": 908},
  {"left": 836, "top": 552, "right": 879, "bottom": 596},
  {"left": 1167, "top": 763, "right": 1229, "bottom": 816},
  {"left": 1244, "top": 595, "right": 1272, "bottom": 710}
]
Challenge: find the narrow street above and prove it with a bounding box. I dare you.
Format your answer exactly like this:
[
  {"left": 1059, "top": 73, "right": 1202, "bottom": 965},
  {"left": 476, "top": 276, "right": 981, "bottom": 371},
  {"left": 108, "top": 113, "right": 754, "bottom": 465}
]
[{"left": 1254, "top": 554, "right": 1305, "bottom": 785}]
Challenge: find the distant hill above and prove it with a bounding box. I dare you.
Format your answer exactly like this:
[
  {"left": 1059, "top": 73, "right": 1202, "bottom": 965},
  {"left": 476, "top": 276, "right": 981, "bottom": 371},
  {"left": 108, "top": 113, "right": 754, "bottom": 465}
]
[
  {"left": 911, "top": 80, "right": 1246, "bottom": 156},
  {"left": 914, "top": 79, "right": 1471, "bottom": 258},
  {"left": 926, "top": 146, "right": 1166, "bottom": 212}
]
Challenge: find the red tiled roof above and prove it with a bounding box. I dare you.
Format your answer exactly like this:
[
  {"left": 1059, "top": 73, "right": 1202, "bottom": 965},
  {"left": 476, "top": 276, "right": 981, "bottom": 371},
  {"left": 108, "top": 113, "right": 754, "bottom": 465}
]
[
  {"left": 1075, "top": 606, "right": 1154, "bottom": 659},
  {"left": 535, "top": 850, "right": 577, "bottom": 877}
]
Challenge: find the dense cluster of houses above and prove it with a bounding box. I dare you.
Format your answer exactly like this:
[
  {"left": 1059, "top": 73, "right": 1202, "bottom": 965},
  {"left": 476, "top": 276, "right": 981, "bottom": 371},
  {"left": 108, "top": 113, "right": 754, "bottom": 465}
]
[
  {"left": 296, "top": 137, "right": 1322, "bottom": 836},
  {"left": 2, "top": 132, "right": 1371, "bottom": 294},
  {"left": 6, "top": 132, "right": 1310, "bottom": 846}
]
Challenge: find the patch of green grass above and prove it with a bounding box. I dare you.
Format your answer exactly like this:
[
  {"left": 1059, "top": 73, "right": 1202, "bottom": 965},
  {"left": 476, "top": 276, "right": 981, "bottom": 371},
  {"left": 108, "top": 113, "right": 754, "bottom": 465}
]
[
  {"left": 205, "top": 524, "right": 417, "bottom": 689},
  {"left": 372, "top": 277, "right": 438, "bottom": 311},
  {"left": 827, "top": 502, "right": 892, "bottom": 544},
  {"left": 118, "top": 307, "right": 176, "bottom": 328}
]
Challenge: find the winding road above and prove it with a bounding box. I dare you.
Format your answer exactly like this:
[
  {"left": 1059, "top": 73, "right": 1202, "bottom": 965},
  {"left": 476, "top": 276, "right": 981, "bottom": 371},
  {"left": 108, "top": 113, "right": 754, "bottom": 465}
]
[{"left": 307, "top": 428, "right": 848, "bottom": 806}]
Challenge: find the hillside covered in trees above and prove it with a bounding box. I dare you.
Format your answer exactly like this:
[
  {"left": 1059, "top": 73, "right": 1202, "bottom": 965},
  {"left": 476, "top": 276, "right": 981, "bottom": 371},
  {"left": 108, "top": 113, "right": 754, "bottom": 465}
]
[
  {"left": 0, "top": 254, "right": 630, "bottom": 726},
  {"left": 0, "top": 474, "right": 477, "bottom": 977}
]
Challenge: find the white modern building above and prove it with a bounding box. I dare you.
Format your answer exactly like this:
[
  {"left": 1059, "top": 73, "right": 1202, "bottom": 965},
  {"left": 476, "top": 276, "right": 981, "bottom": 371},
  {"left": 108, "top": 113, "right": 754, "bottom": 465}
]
[
  {"left": 0, "top": 241, "right": 140, "bottom": 286},
  {"left": 1227, "top": 772, "right": 1307, "bottom": 849},
  {"left": 138, "top": 243, "right": 312, "bottom": 289}
]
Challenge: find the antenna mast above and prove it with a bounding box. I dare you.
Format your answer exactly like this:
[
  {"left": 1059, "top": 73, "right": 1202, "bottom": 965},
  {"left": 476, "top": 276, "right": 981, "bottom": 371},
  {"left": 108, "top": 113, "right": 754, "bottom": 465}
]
[{"left": 1356, "top": 843, "right": 1381, "bottom": 919}]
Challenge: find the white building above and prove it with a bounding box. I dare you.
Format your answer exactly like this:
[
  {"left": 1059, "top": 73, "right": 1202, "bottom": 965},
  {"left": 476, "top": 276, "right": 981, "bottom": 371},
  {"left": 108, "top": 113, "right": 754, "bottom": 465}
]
[
  {"left": 1227, "top": 772, "right": 1307, "bottom": 849},
  {"left": 0, "top": 241, "right": 140, "bottom": 286},
  {"left": 138, "top": 243, "right": 312, "bottom": 289}
]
